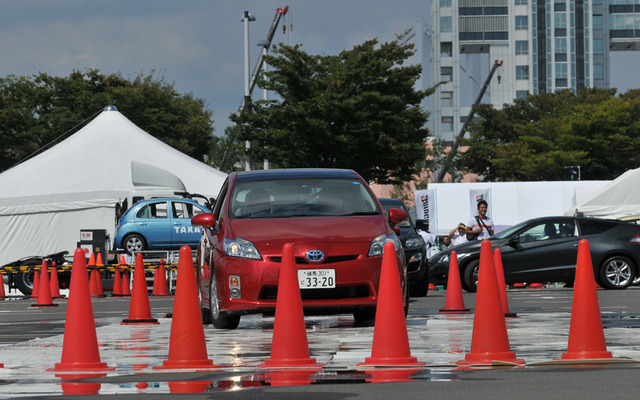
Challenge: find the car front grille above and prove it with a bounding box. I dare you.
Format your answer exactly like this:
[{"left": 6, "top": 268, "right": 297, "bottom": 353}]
[
  {"left": 268, "top": 255, "right": 359, "bottom": 264},
  {"left": 261, "top": 285, "right": 369, "bottom": 300}
]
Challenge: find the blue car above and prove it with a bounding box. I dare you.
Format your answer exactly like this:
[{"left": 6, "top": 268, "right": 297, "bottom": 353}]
[{"left": 114, "top": 198, "right": 210, "bottom": 254}]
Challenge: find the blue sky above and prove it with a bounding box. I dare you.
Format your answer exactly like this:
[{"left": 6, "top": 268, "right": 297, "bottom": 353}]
[{"left": 1, "top": 1, "right": 638, "bottom": 136}]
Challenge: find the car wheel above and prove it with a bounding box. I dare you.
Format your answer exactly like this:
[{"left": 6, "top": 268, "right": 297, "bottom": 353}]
[
  {"left": 353, "top": 309, "right": 376, "bottom": 323},
  {"left": 124, "top": 234, "right": 146, "bottom": 255},
  {"left": 209, "top": 269, "right": 240, "bottom": 329},
  {"left": 599, "top": 255, "right": 635, "bottom": 290},
  {"left": 462, "top": 259, "right": 480, "bottom": 293},
  {"left": 14, "top": 271, "right": 34, "bottom": 296}
]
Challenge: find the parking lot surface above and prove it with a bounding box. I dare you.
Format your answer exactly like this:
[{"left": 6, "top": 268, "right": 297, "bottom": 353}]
[{"left": 1, "top": 286, "right": 640, "bottom": 399}]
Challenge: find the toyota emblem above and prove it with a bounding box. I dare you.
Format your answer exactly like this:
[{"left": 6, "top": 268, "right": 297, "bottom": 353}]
[{"left": 305, "top": 249, "right": 325, "bottom": 263}]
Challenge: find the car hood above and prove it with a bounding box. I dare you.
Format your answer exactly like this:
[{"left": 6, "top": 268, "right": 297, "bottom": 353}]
[{"left": 228, "top": 215, "right": 389, "bottom": 246}]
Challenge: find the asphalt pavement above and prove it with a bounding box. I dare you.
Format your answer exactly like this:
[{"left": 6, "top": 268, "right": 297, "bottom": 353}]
[{"left": 1, "top": 285, "right": 640, "bottom": 399}]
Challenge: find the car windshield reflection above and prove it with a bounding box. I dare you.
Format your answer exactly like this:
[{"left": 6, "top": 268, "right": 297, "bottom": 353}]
[{"left": 229, "top": 178, "right": 380, "bottom": 219}]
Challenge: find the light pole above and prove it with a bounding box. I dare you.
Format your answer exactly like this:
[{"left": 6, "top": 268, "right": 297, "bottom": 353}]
[{"left": 242, "top": 10, "right": 255, "bottom": 171}]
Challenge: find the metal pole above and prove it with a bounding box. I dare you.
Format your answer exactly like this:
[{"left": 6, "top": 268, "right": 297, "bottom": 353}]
[{"left": 242, "top": 11, "right": 255, "bottom": 170}]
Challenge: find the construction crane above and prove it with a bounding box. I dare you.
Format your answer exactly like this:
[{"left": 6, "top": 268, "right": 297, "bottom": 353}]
[
  {"left": 435, "top": 59, "right": 503, "bottom": 182},
  {"left": 240, "top": 6, "right": 289, "bottom": 110}
]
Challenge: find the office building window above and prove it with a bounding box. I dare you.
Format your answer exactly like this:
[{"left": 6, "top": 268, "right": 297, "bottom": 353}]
[
  {"left": 594, "top": 64, "right": 604, "bottom": 79},
  {"left": 593, "top": 39, "right": 603, "bottom": 54},
  {"left": 516, "top": 65, "right": 529, "bottom": 80},
  {"left": 516, "top": 90, "right": 529, "bottom": 99},
  {"left": 441, "top": 91, "right": 453, "bottom": 107},
  {"left": 555, "top": 13, "right": 567, "bottom": 28},
  {"left": 441, "top": 42, "right": 453, "bottom": 57},
  {"left": 440, "top": 0, "right": 452, "bottom": 7},
  {"left": 440, "top": 17, "right": 452, "bottom": 32},
  {"left": 515, "top": 0, "right": 527, "bottom": 5},
  {"left": 516, "top": 40, "right": 528, "bottom": 55},
  {"left": 441, "top": 66, "right": 453, "bottom": 82},
  {"left": 516, "top": 16, "right": 528, "bottom": 30},
  {"left": 556, "top": 63, "right": 568, "bottom": 79},
  {"left": 441, "top": 116, "right": 453, "bottom": 132},
  {"left": 593, "top": 15, "right": 603, "bottom": 30}
]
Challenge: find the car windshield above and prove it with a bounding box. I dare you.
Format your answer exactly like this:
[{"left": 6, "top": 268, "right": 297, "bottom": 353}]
[
  {"left": 493, "top": 221, "right": 529, "bottom": 239},
  {"left": 229, "top": 178, "right": 380, "bottom": 218}
]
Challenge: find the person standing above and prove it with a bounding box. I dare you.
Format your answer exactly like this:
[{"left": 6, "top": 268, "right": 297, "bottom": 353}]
[
  {"left": 418, "top": 223, "right": 437, "bottom": 258},
  {"left": 466, "top": 200, "right": 494, "bottom": 240},
  {"left": 449, "top": 223, "right": 468, "bottom": 245}
]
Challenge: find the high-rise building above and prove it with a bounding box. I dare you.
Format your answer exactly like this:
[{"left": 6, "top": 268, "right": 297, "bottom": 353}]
[{"left": 425, "top": 0, "right": 640, "bottom": 143}]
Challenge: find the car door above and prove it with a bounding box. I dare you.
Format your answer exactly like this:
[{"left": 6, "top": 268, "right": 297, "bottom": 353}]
[
  {"left": 499, "top": 219, "right": 581, "bottom": 283},
  {"left": 170, "top": 201, "right": 207, "bottom": 247},
  {"left": 135, "top": 200, "right": 172, "bottom": 247}
]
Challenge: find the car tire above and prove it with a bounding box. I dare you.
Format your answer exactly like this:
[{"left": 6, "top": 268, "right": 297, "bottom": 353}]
[
  {"left": 599, "top": 255, "right": 635, "bottom": 290},
  {"left": 353, "top": 309, "right": 376, "bottom": 323},
  {"left": 410, "top": 272, "right": 429, "bottom": 297},
  {"left": 209, "top": 269, "right": 240, "bottom": 329},
  {"left": 462, "top": 259, "right": 480, "bottom": 293},
  {"left": 14, "top": 271, "right": 34, "bottom": 296},
  {"left": 123, "top": 234, "right": 146, "bottom": 255}
]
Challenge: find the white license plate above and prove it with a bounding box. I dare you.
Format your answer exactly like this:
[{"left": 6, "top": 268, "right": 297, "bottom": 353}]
[{"left": 298, "top": 269, "right": 336, "bottom": 289}]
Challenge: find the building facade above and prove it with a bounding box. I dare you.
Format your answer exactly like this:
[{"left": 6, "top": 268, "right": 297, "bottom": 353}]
[{"left": 426, "top": 0, "right": 640, "bottom": 143}]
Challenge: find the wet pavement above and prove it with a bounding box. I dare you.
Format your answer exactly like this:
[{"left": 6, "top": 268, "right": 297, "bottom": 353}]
[{"left": 1, "top": 286, "right": 640, "bottom": 398}]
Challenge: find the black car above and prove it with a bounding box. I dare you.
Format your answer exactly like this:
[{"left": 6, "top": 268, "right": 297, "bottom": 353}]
[
  {"left": 428, "top": 216, "right": 640, "bottom": 292},
  {"left": 379, "top": 198, "right": 429, "bottom": 297}
]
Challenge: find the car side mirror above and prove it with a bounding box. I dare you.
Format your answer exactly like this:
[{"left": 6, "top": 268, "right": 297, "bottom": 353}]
[
  {"left": 507, "top": 236, "right": 520, "bottom": 246},
  {"left": 388, "top": 208, "right": 409, "bottom": 224},
  {"left": 192, "top": 213, "right": 215, "bottom": 229}
]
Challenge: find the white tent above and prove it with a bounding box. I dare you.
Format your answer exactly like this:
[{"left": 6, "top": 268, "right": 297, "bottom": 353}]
[
  {"left": 0, "top": 107, "right": 227, "bottom": 266},
  {"left": 565, "top": 167, "right": 640, "bottom": 219}
]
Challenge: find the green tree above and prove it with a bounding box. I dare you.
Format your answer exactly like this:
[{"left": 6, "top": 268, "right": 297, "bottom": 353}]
[
  {"left": 207, "top": 124, "right": 245, "bottom": 173},
  {"left": 0, "top": 69, "right": 214, "bottom": 172},
  {"left": 230, "top": 32, "right": 432, "bottom": 184},
  {"left": 458, "top": 88, "right": 640, "bottom": 181}
]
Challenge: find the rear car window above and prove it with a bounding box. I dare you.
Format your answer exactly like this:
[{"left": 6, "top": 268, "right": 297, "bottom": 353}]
[{"left": 578, "top": 219, "right": 618, "bottom": 235}]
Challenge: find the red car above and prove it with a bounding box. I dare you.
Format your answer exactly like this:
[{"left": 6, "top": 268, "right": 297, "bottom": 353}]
[{"left": 191, "top": 168, "right": 409, "bottom": 329}]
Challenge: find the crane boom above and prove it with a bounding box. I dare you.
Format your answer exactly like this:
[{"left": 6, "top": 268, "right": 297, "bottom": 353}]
[
  {"left": 435, "top": 59, "right": 503, "bottom": 182},
  {"left": 240, "top": 6, "right": 289, "bottom": 110}
]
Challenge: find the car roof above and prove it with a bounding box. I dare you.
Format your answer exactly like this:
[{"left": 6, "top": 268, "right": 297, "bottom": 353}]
[{"left": 233, "top": 168, "right": 360, "bottom": 182}]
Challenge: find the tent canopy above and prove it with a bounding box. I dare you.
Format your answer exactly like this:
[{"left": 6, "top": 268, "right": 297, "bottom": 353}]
[
  {"left": 0, "top": 107, "right": 227, "bottom": 265},
  {"left": 565, "top": 167, "right": 640, "bottom": 219}
]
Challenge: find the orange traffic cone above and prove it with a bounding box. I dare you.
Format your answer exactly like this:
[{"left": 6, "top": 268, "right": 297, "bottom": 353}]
[
  {"left": 112, "top": 266, "right": 123, "bottom": 297},
  {"left": 259, "top": 243, "right": 323, "bottom": 368},
  {"left": 151, "top": 260, "right": 171, "bottom": 296},
  {"left": 457, "top": 240, "right": 524, "bottom": 366},
  {"left": 439, "top": 251, "right": 470, "bottom": 314},
  {"left": 494, "top": 249, "right": 516, "bottom": 318},
  {"left": 560, "top": 239, "right": 613, "bottom": 360},
  {"left": 0, "top": 271, "right": 6, "bottom": 300},
  {"left": 50, "top": 248, "right": 114, "bottom": 372},
  {"left": 88, "top": 253, "right": 101, "bottom": 298},
  {"left": 31, "top": 260, "right": 58, "bottom": 308},
  {"left": 358, "top": 242, "right": 424, "bottom": 367},
  {"left": 31, "top": 265, "right": 40, "bottom": 299},
  {"left": 122, "top": 253, "right": 158, "bottom": 324},
  {"left": 154, "top": 246, "right": 219, "bottom": 370},
  {"left": 120, "top": 255, "right": 131, "bottom": 297},
  {"left": 95, "top": 253, "right": 105, "bottom": 297},
  {"left": 50, "top": 261, "right": 65, "bottom": 299}
]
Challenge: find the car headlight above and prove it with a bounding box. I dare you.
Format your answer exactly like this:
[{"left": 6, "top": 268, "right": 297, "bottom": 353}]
[
  {"left": 368, "top": 233, "right": 402, "bottom": 257},
  {"left": 404, "top": 235, "right": 425, "bottom": 249},
  {"left": 224, "top": 237, "right": 261, "bottom": 259},
  {"left": 430, "top": 251, "right": 469, "bottom": 265}
]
